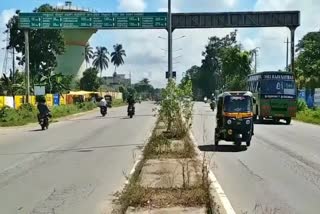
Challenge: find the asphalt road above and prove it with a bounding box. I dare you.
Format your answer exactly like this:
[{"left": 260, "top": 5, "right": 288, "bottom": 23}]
[
  {"left": 0, "top": 102, "right": 156, "bottom": 214},
  {"left": 192, "top": 102, "right": 320, "bottom": 214}
]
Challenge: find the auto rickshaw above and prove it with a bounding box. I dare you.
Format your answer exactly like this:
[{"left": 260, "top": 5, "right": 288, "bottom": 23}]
[
  {"left": 104, "top": 95, "right": 113, "bottom": 108},
  {"left": 214, "top": 91, "right": 255, "bottom": 147}
]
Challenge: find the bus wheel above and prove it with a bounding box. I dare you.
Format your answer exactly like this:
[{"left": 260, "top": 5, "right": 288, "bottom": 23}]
[
  {"left": 273, "top": 118, "right": 280, "bottom": 124},
  {"left": 285, "top": 118, "right": 291, "bottom": 125},
  {"left": 259, "top": 116, "right": 264, "bottom": 124}
]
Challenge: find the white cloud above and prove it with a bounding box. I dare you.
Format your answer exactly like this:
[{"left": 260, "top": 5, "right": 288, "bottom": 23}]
[
  {"left": 0, "top": 8, "right": 15, "bottom": 26},
  {"left": 90, "top": 0, "right": 320, "bottom": 87},
  {"left": 243, "top": 0, "right": 320, "bottom": 72},
  {"left": 118, "top": 0, "right": 146, "bottom": 12}
]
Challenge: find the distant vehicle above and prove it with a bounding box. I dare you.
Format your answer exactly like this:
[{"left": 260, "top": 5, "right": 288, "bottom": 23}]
[
  {"left": 248, "top": 71, "right": 297, "bottom": 125},
  {"left": 204, "top": 96, "right": 208, "bottom": 103},
  {"left": 215, "top": 91, "right": 255, "bottom": 147}
]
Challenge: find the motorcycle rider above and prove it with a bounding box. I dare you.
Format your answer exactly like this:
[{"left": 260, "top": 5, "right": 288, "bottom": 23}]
[
  {"left": 127, "top": 94, "right": 135, "bottom": 115},
  {"left": 37, "top": 96, "right": 51, "bottom": 123},
  {"left": 99, "top": 96, "right": 107, "bottom": 114}
]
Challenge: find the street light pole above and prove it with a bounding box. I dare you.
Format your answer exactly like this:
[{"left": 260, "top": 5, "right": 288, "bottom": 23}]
[
  {"left": 168, "top": 0, "right": 173, "bottom": 80},
  {"left": 24, "top": 30, "right": 30, "bottom": 103},
  {"left": 285, "top": 37, "right": 289, "bottom": 72},
  {"left": 252, "top": 47, "right": 259, "bottom": 73}
]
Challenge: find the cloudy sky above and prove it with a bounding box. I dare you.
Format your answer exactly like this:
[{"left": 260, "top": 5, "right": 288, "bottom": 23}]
[{"left": 0, "top": 0, "right": 319, "bottom": 87}]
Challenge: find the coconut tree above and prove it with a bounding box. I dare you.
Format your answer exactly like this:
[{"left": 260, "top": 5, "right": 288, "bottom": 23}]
[
  {"left": 92, "top": 47, "right": 109, "bottom": 94},
  {"left": 111, "top": 44, "right": 126, "bottom": 77},
  {"left": 85, "top": 43, "right": 94, "bottom": 68},
  {"left": 92, "top": 46, "right": 109, "bottom": 79}
]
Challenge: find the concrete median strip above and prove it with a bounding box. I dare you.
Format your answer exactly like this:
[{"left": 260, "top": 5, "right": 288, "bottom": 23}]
[{"left": 111, "top": 115, "right": 236, "bottom": 214}]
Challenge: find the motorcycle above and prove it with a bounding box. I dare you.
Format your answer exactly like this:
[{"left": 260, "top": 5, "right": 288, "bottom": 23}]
[
  {"left": 128, "top": 105, "right": 135, "bottom": 118},
  {"left": 100, "top": 106, "right": 107, "bottom": 117},
  {"left": 39, "top": 114, "right": 50, "bottom": 130}
]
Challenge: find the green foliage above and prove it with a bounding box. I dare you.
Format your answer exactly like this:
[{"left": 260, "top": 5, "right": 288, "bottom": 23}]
[
  {"left": 297, "top": 99, "right": 308, "bottom": 112},
  {"left": 80, "top": 68, "right": 100, "bottom": 91},
  {"left": 159, "top": 80, "right": 181, "bottom": 132},
  {"left": 133, "top": 78, "right": 154, "bottom": 99},
  {"left": 39, "top": 72, "right": 71, "bottom": 94},
  {"left": 85, "top": 43, "right": 93, "bottom": 67},
  {"left": 181, "top": 30, "right": 252, "bottom": 99},
  {"left": 111, "top": 44, "right": 126, "bottom": 75},
  {"left": 0, "top": 102, "right": 96, "bottom": 127},
  {"left": 179, "top": 80, "right": 194, "bottom": 127},
  {"left": 296, "top": 108, "right": 320, "bottom": 125},
  {"left": 295, "top": 31, "right": 320, "bottom": 89},
  {"left": 159, "top": 79, "right": 193, "bottom": 137},
  {"left": 93, "top": 46, "right": 109, "bottom": 78},
  {"left": 220, "top": 46, "right": 252, "bottom": 90},
  {"left": 0, "top": 104, "right": 37, "bottom": 126},
  {"left": 6, "top": 5, "right": 65, "bottom": 81},
  {"left": 0, "top": 71, "right": 25, "bottom": 95}
]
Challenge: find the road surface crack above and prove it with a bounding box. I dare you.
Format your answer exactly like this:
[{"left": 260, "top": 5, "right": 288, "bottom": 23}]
[{"left": 238, "top": 159, "right": 263, "bottom": 181}]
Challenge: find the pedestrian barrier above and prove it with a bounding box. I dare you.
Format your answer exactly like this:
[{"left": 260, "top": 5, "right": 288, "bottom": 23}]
[
  {"left": 0, "top": 96, "right": 4, "bottom": 108},
  {"left": 0, "top": 91, "right": 123, "bottom": 109}
]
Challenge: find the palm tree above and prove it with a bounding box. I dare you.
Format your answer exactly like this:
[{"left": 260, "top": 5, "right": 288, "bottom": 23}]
[
  {"left": 111, "top": 44, "right": 126, "bottom": 77},
  {"left": 93, "top": 46, "right": 109, "bottom": 79},
  {"left": 85, "top": 43, "right": 94, "bottom": 68},
  {"left": 93, "top": 47, "right": 109, "bottom": 94}
]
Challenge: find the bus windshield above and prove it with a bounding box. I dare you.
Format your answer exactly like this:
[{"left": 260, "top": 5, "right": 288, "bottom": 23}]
[
  {"left": 224, "top": 96, "right": 252, "bottom": 112},
  {"left": 261, "top": 79, "right": 296, "bottom": 95}
]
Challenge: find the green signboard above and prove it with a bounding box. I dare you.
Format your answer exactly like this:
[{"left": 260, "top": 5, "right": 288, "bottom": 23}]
[{"left": 19, "top": 12, "right": 167, "bottom": 29}]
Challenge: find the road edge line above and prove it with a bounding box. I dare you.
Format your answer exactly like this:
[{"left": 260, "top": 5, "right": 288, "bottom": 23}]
[{"left": 189, "top": 130, "right": 236, "bottom": 214}]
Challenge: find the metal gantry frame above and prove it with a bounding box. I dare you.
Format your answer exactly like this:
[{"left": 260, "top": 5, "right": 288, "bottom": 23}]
[{"left": 20, "top": 6, "right": 300, "bottom": 103}]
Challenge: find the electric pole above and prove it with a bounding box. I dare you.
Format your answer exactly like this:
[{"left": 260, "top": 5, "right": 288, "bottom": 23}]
[
  {"left": 252, "top": 47, "right": 259, "bottom": 73},
  {"left": 285, "top": 37, "right": 289, "bottom": 72},
  {"left": 167, "top": 0, "right": 173, "bottom": 80},
  {"left": 24, "top": 30, "right": 30, "bottom": 103},
  {"left": 12, "top": 48, "right": 15, "bottom": 84}
]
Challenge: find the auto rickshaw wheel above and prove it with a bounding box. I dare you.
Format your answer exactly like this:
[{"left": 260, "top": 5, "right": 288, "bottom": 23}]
[
  {"left": 246, "top": 140, "right": 251, "bottom": 147},
  {"left": 235, "top": 139, "right": 241, "bottom": 147},
  {"left": 214, "top": 129, "right": 219, "bottom": 146}
]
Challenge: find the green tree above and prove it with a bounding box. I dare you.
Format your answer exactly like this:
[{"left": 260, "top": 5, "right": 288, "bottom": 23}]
[
  {"left": 85, "top": 43, "right": 93, "bottom": 68},
  {"left": 111, "top": 44, "right": 126, "bottom": 76},
  {"left": 39, "top": 73, "right": 72, "bottom": 94},
  {"left": 0, "top": 71, "right": 25, "bottom": 96},
  {"left": 6, "top": 5, "right": 65, "bottom": 82},
  {"left": 133, "top": 78, "right": 154, "bottom": 99},
  {"left": 93, "top": 46, "right": 109, "bottom": 79},
  {"left": 295, "top": 31, "right": 320, "bottom": 89},
  {"left": 220, "top": 45, "right": 252, "bottom": 90},
  {"left": 80, "top": 68, "right": 100, "bottom": 91}
]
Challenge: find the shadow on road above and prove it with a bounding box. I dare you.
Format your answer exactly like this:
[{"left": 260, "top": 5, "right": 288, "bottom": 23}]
[
  {"left": 0, "top": 143, "right": 144, "bottom": 156},
  {"left": 30, "top": 129, "right": 45, "bottom": 132},
  {"left": 198, "top": 144, "right": 248, "bottom": 152},
  {"left": 254, "top": 120, "right": 287, "bottom": 126}
]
